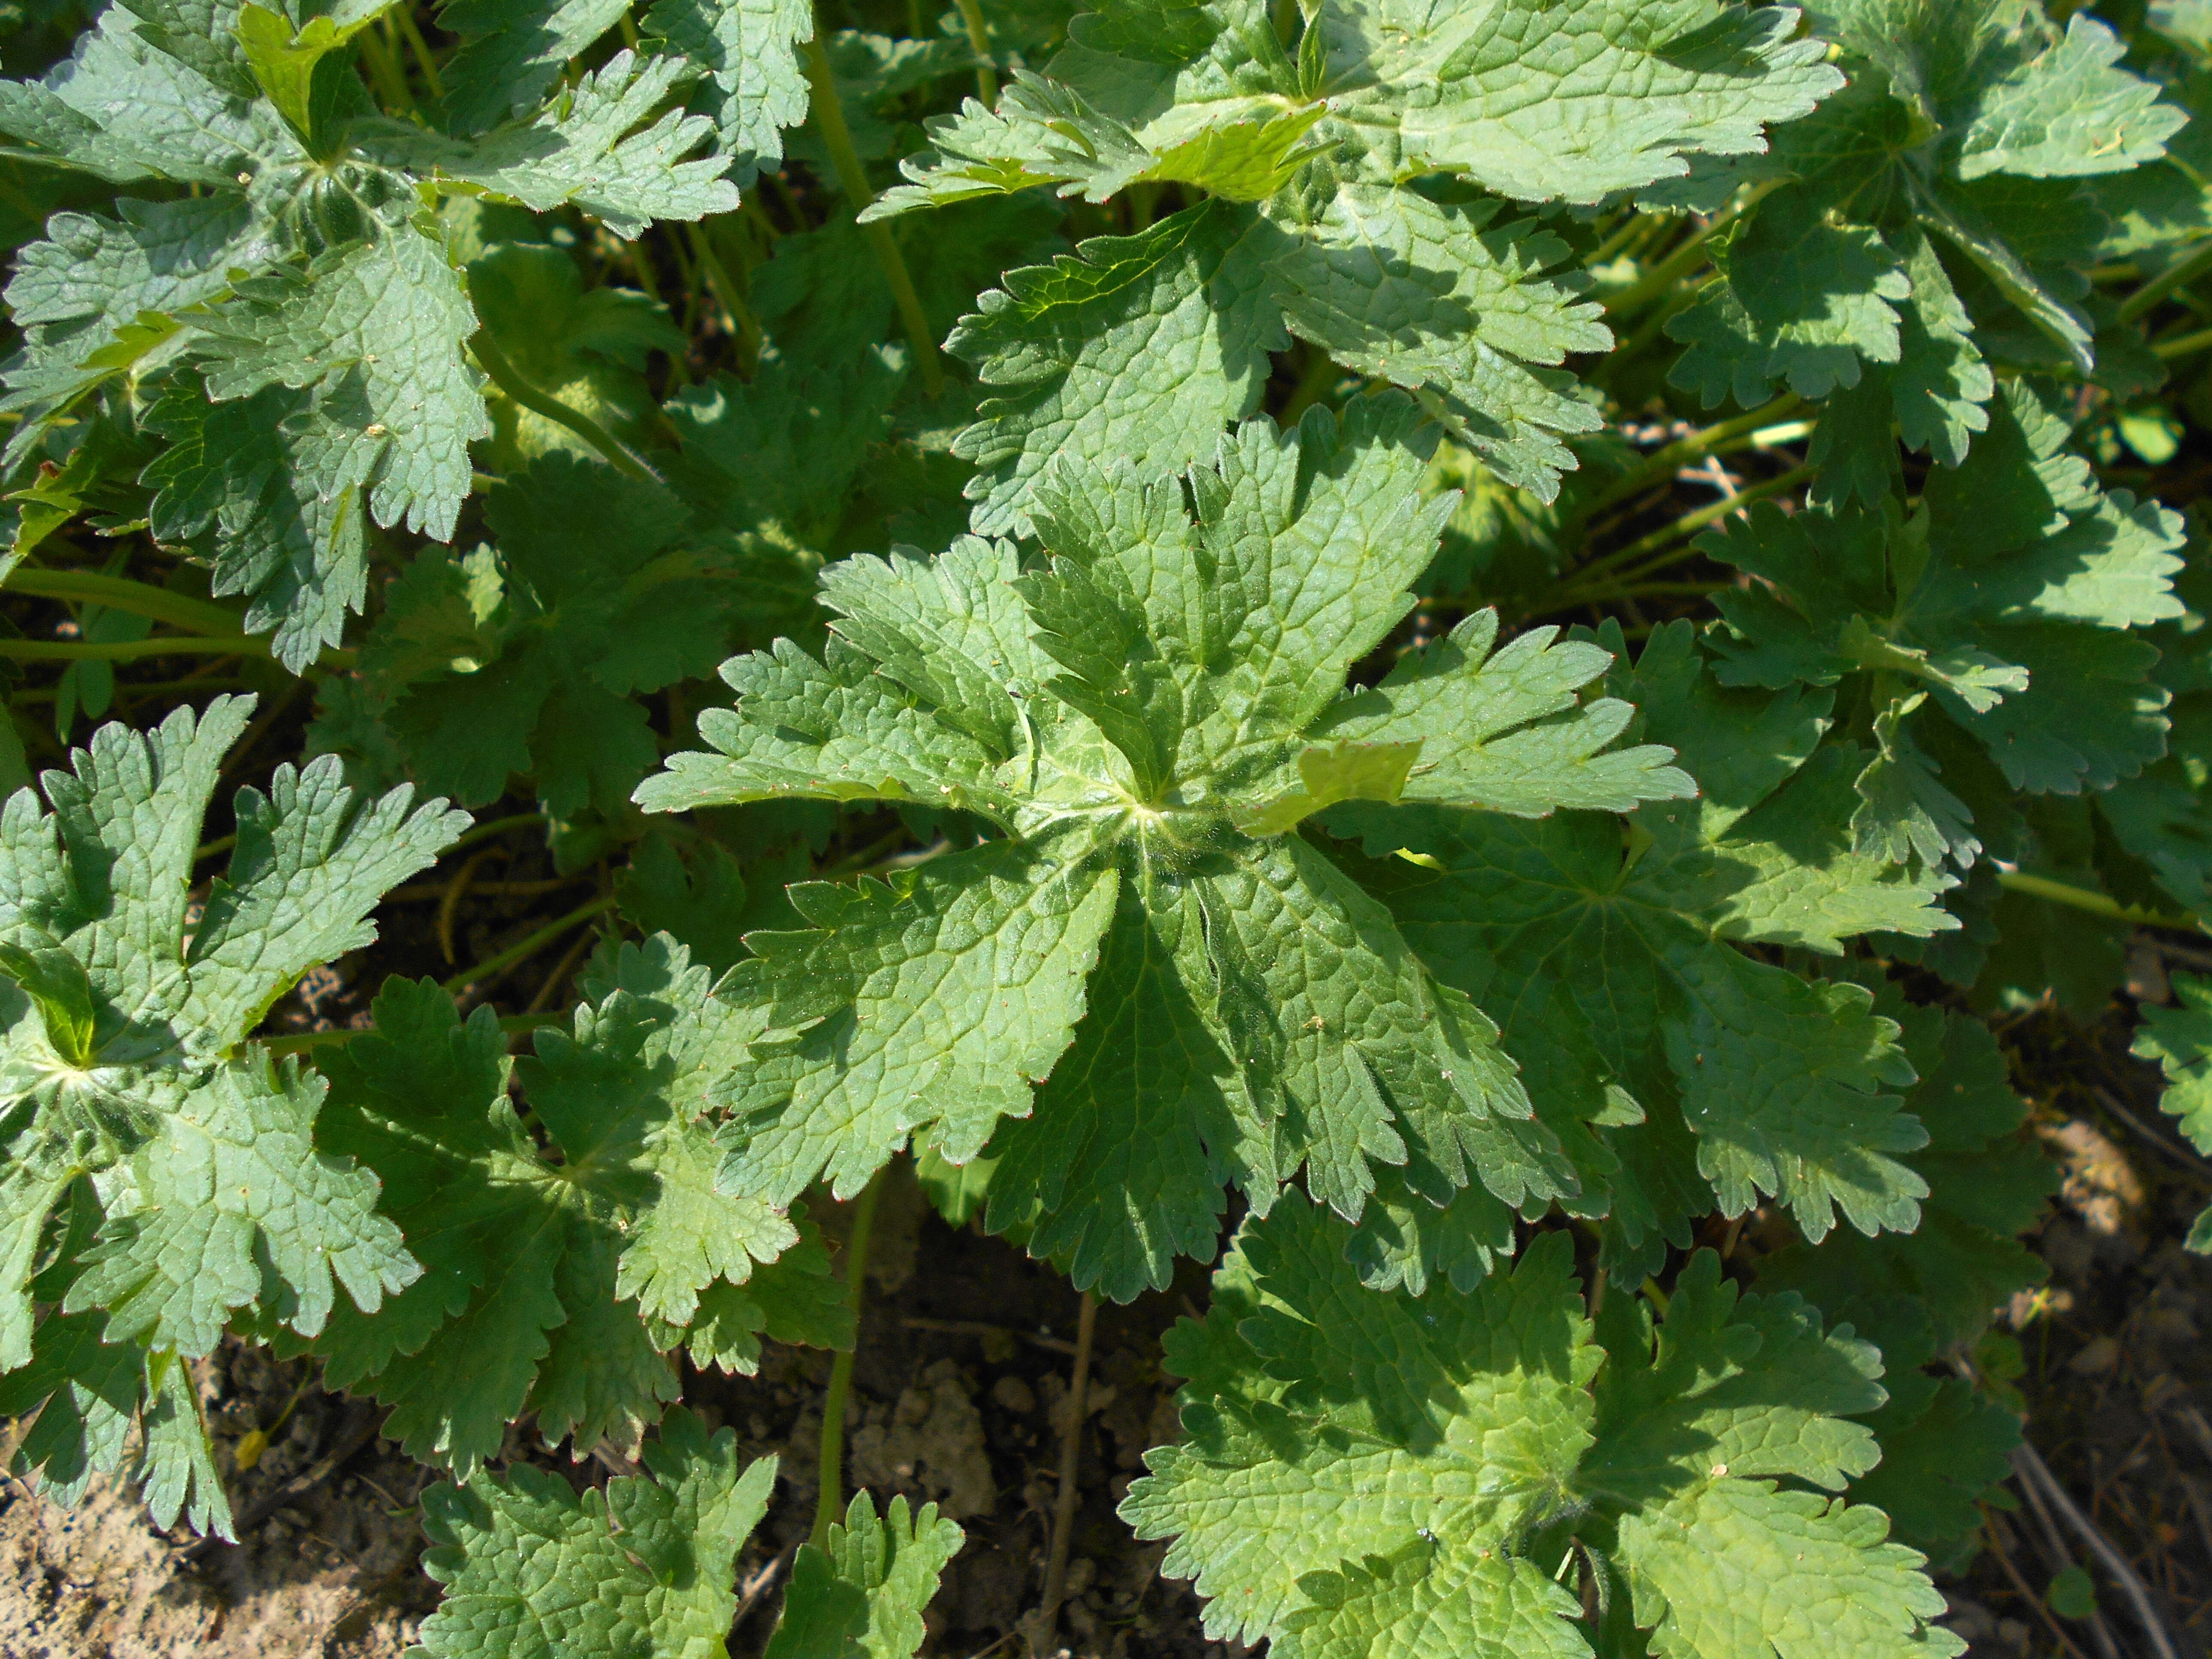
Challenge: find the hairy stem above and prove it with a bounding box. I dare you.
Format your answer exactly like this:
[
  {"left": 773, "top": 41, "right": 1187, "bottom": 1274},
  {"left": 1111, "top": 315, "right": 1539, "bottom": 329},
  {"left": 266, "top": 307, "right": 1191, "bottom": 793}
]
[
  {"left": 261, "top": 1010, "right": 561, "bottom": 1056},
  {"left": 391, "top": 4, "right": 445, "bottom": 100},
  {"left": 0, "top": 636, "right": 255, "bottom": 662},
  {"left": 2154, "top": 324, "right": 2212, "bottom": 362},
  {"left": 9, "top": 566, "right": 250, "bottom": 638},
  {"left": 444, "top": 811, "right": 552, "bottom": 857},
  {"left": 813, "top": 1164, "right": 889, "bottom": 1550},
  {"left": 1577, "top": 392, "right": 1802, "bottom": 521},
  {"left": 687, "top": 223, "right": 765, "bottom": 366},
  {"left": 1994, "top": 869, "right": 2201, "bottom": 934},
  {"left": 1601, "top": 179, "right": 1786, "bottom": 317},
  {"left": 442, "top": 895, "right": 615, "bottom": 994},
  {"left": 359, "top": 21, "right": 415, "bottom": 115},
  {"left": 952, "top": 0, "right": 998, "bottom": 104},
  {"left": 470, "top": 329, "right": 661, "bottom": 483},
  {"left": 1550, "top": 462, "right": 1815, "bottom": 605},
  {"left": 803, "top": 33, "right": 947, "bottom": 398},
  {"left": 2120, "top": 235, "right": 2212, "bottom": 324}
]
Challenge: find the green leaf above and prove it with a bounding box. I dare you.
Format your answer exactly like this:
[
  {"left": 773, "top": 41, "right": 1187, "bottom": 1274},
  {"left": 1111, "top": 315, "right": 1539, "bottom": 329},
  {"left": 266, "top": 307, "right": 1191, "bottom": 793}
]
[
  {"left": 1680, "top": 0, "right": 2182, "bottom": 446},
  {"left": 1123, "top": 1197, "right": 1958, "bottom": 1659},
  {"left": 0, "top": 700, "right": 460, "bottom": 1529},
  {"left": 234, "top": 0, "right": 389, "bottom": 155},
  {"left": 643, "top": 0, "right": 814, "bottom": 182},
  {"left": 943, "top": 198, "right": 1277, "bottom": 538},
  {"left": 766, "top": 1491, "right": 966, "bottom": 1659},
  {"left": 194, "top": 224, "right": 489, "bottom": 543},
  {"left": 1236, "top": 741, "right": 1422, "bottom": 837},
  {"left": 313, "top": 942, "right": 830, "bottom": 1475},
  {"left": 64, "top": 1054, "right": 416, "bottom": 1356},
  {"left": 0, "top": 5, "right": 291, "bottom": 184},
  {"left": 141, "top": 374, "right": 368, "bottom": 673},
  {"left": 1953, "top": 13, "right": 2188, "bottom": 181},
  {"left": 945, "top": 185, "right": 1614, "bottom": 532},
  {"left": 2132, "top": 972, "right": 2212, "bottom": 1251},
  {"left": 357, "top": 51, "right": 741, "bottom": 239},
  {"left": 880, "top": 0, "right": 1838, "bottom": 211},
  {"left": 416, "top": 1407, "right": 776, "bottom": 1658},
  {"left": 352, "top": 456, "right": 747, "bottom": 815},
  {"left": 862, "top": 0, "right": 1837, "bottom": 519},
  {"left": 439, "top": 0, "right": 632, "bottom": 133},
  {"left": 2, "top": 195, "right": 273, "bottom": 459},
  {"left": 1703, "top": 386, "right": 2184, "bottom": 806},
  {"left": 1336, "top": 621, "right": 1956, "bottom": 1279},
  {"left": 1759, "top": 975, "right": 2052, "bottom": 1350},
  {"left": 646, "top": 401, "right": 1691, "bottom": 1298}
]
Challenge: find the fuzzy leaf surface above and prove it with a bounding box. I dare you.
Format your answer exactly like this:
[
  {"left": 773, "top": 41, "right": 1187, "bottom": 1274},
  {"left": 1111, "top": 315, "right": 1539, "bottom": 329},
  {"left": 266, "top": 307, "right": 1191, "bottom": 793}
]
[{"left": 643, "top": 401, "right": 1691, "bottom": 1298}]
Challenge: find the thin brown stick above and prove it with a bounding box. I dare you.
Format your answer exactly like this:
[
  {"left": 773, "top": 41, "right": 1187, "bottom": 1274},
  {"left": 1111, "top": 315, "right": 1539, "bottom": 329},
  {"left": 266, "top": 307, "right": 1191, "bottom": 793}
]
[
  {"left": 1039, "top": 1291, "right": 1097, "bottom": 1633},
  {"left": 2015, "top": 1441, "right": 2187, "bottom": 1659},
  {"left": 1983, "top": 1511, "right": 2098, "bottom": 1659}
]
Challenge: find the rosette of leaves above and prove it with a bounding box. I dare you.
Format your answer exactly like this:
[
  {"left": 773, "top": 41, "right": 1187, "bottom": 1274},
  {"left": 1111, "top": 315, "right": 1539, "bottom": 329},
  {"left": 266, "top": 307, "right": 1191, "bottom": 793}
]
[
  {"left": 1334, "top": 620, "right": 1957, "bottom": 1290},
  {"left": 1698, "top": 385, "right": 2183, "bottom": 878},
  {"left": 0, "top": 695, "right": 468, "bottom": 1533},
  {"left": 1668, "top": 0, "right": 2187, "bottom": 506},
  {"left": 861, "top": 0, "right": 1841, "bottom": 531},
  {"left": 309, "top": 937, "right": 851, "bottom": 1477},
  {"left": 415, "top": 1407, "right": 962, "bottom": 1659},
  {"left": 0, "top": 0, "right": 747, "bottom": 668},
  {"left": 331, "top": 456, "right": 751, "bottom": 816},
  {"left": 1120, "top": 1194, "right": 1962, "bottom": 1659},
  {"left": 637, "top": 396, "right": 1695, "bottom": 1300}
]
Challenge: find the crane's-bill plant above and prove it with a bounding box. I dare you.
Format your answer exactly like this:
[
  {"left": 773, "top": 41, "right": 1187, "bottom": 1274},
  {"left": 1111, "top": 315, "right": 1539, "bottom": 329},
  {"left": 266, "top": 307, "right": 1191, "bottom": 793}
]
[
  {"left": 1, "top": 0, "right": 2206, "bottom": 1649},
  {"left": 638, "top": 396, "right": 1699, "bottom": 1298}
]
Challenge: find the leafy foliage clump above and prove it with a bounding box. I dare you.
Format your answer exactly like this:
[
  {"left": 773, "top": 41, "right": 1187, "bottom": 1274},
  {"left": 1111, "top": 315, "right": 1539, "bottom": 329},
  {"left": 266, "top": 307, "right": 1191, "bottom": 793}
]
[{"left": 3, "top": 0, "right": 2206, "bottom": 1650}]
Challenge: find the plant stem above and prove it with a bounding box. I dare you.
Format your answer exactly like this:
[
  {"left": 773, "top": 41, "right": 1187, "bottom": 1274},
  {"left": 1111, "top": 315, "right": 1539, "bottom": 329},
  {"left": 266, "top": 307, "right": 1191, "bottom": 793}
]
[
  {"left": 1584, "top": 208, "right": 1653, "bottom": 269},
  {"left": 261, "top": 1010, "right": 561, "bottom": 1056},
  {"left": 442, "top": 895, "right": 614, "bottom": 993},
  {"left": 2120, "top": 235, "right": 2212, "bottom": 323},
  {"left": 445, "top": 811, "right": 551, "bottom": 856},
  {"left": 1579, "top": 392, "right": 1802, "bottom": 520},
  {"left": 391, "top": 4, "right": 445, "bottom": 101},
  {"left": 9, "top": 567, "right": 249, "bottom": 638},
  {"left": 360, "top": 21, "right": 415, "bottom": 114},
  {"left": 1554, "top": 462, "right": 1814, "bottom": 602},
  {"left": 1038, "top": 1289, "right": 1097, "bottom": 1634},
  {"left": 1994, "top": 869, "right": 2202, "bottom": 933},
  {"left": 802, "top": 33, "right": 946, "bottom": 399},
  {"left": 686, "top": 224, "right": 765, "bottom": 365},
  {"left": 812, "top": 1164, "right": 888, "bottom": 1551},
  {"left": 2155, "top": 324, "right": 2212, "bottom": 362},
  {"left": 0, "top": 636, "right": 258, "bottom": 662},
  {"left": 470, "top": 329, "right": 661, "bottom": 483},
  {"left": 1602, "top": 179, "right": 1784, "bottom": 317},
  {"left": 952, "top": 0, "right": 997, "bottom": 103}
]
